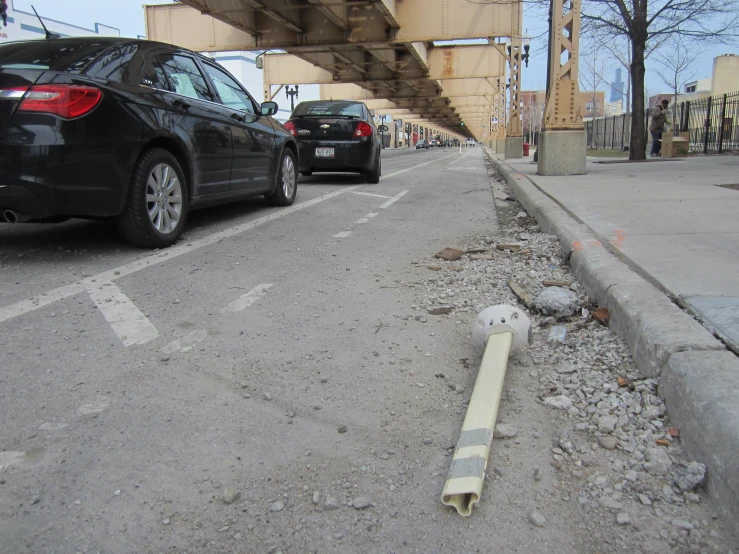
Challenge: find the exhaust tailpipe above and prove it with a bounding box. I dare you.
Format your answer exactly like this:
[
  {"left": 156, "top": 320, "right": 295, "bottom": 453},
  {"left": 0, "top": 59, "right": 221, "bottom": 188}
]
[{"left": 3, "top": 210, "right": 31, "bottom": 223}]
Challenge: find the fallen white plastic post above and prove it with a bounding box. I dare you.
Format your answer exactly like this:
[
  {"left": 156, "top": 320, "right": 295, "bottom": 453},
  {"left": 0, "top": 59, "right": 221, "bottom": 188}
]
[{"left": 441, "top": 305, "right": 532, "bottom": 516}]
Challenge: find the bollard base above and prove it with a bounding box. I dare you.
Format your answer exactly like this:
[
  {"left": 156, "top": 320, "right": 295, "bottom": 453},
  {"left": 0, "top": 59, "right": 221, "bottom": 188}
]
[{"left": 537, "top": 130, "right": 586, "bottom": 175}]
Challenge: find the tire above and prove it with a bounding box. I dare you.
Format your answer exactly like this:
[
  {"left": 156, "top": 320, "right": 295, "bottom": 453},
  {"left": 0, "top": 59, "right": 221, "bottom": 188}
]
[
  {"left": 116, "top": 148, "right": 189, "bottom": 249},
  {"left": 265, "top": 148, "right": 298, "bottom": 206},
  {"left": 301, "top": 170, "right": 313, "bottom": 177},
  {"left": 367, "top": 152, "right": 381, "bottom": 184}
]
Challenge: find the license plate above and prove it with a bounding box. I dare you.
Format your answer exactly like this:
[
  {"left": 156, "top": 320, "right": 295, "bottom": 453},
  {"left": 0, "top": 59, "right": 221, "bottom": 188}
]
[{"left": 315, "top": 147, "right": 335, "bottom": 158}]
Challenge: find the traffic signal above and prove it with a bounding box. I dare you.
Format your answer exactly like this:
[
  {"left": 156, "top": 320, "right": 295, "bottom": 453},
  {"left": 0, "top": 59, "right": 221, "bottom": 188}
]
[{"left": 1, "top": 0, "right": 8, "bottom": 27}]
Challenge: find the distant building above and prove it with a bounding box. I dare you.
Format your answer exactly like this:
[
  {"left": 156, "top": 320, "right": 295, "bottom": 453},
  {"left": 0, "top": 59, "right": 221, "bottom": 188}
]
[
  {"left": 580, "top": 91, "right": 606, "bottom": 119},
  {"left": 609, "top": 68, "right": 625, "bottom": 103},
  {"left": 711, "top": 54, "right": 739, "bottom": 96},
  {"left": 604, "top": 100, "right": 623, "bottom": 116}
]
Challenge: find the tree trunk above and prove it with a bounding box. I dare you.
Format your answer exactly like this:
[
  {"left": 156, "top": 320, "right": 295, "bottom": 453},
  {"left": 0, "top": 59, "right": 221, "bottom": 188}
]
[{"left": 629, "top": 35, "right": 648, "bottom": 160}]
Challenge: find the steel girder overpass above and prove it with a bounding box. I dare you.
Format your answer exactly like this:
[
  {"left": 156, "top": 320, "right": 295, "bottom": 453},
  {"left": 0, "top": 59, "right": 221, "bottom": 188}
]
[{"left": 144, "top": 0, "right": 523, "bottom": 142}]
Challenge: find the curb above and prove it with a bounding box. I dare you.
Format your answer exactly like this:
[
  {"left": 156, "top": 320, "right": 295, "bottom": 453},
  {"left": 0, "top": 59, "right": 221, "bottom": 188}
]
[{"left": 485, "top": 148, "right": 739, "bottom": 535}]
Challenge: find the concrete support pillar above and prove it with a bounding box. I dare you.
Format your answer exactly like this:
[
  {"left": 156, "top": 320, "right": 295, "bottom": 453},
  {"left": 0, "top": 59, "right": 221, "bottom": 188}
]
[
  {"left": 496, "top": 139, "right": 506, "bottom": 153},
  {"left": 537, "top": 131, "right": 586, "bottom": 174},
  {"left": 505, "top": 137, "right": 523, "bottom": 159}
]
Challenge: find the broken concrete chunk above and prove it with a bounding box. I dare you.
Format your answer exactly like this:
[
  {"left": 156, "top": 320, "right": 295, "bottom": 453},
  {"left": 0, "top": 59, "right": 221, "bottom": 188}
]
[
  {"left": 428, "top": 306, "right": 454, "bottom": 315},
  {"left": 543, "top": 395, "right": 572, "bottom": 410},
  {"left": 434, "top": 248, "right": 464, "bottom": 261},
  {"left": 675, "top": 461, "right": 706, "bottom": 492},
  {"left": 496, "top": 243, "right": 522, "bottom": 251},
  {"left": 533, "top": 287, "right": 579, "bottom": 318}
]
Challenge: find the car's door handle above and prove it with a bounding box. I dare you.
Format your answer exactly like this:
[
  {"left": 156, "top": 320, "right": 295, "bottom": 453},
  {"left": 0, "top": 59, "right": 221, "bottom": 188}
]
[
  {"left": 230, "top": 113, "right": 245, "bottom": 122},
  {"left": 172, "top": 98, "right": 190, "bottom": 109}
]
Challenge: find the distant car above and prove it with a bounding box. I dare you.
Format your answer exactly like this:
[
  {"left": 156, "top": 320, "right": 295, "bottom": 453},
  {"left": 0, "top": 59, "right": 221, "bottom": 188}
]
[
  {"left": 0, "top": 37, "right": 298, "bottom": 248},
  {"left": 466, "top": 139, "right": 476, "bottom": 147},
  {"left": 416, "top": 140, "right": 430, "bottom": 150},
  {"left": 283, "top": 100, "right": 385, "bottom": 183}
]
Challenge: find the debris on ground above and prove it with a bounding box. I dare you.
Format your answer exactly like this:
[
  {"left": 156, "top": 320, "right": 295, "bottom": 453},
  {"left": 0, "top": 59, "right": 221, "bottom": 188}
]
[
  {"left": 435, "top": 247, "right": 465, "bottom": 261},
  {"left": 533, "top": 286, "right": 580, "bottom": 318}
]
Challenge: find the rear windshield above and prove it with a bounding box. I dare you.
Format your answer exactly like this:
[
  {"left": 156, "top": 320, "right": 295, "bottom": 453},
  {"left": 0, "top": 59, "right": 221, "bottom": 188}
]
[
  {"left": 292, "top": 101, "right": 364, "bottom": 118},
  {"left": 0, "top": 41, "right": 115, "bottom": 74}
]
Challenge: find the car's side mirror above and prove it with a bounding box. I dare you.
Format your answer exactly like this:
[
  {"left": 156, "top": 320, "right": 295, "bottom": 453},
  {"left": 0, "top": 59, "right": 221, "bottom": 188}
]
[
  {"left": 261, "top": 101, "right": 278, "bottom": 116},
  {"left": 377, "top": 125, "right": 389, "bottom": 132}
]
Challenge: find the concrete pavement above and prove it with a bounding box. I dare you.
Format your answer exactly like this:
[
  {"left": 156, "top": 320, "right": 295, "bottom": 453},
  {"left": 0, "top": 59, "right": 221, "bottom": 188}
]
[{"left": 489, "top": 150, "right": 739, "bottom": 535}]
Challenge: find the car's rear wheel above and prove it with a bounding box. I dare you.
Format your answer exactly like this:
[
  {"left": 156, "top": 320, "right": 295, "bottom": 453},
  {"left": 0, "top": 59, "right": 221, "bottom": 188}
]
[
  {"left": 116, "top": 148, "right": 188, "bottom": 248},
  {"left": 367, "top": 153, "right": 381, "bottom": 184},
  {"left": 266, "top": 148, "right": 298, "bottom": 206}
]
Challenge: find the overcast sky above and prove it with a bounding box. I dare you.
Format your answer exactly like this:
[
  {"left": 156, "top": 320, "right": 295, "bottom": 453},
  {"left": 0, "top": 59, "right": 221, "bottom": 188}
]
[{"left": 16, "top": 0, "right": 737, "bottom": 100}]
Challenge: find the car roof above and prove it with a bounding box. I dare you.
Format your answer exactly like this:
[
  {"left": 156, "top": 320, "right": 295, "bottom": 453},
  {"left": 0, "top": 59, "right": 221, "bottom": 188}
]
[{"left": 0, "top": 36, "right": 211, "bottom": 61}]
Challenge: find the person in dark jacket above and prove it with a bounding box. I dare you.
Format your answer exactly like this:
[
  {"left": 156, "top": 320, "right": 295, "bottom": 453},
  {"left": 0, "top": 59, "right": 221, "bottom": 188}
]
[{"left": 649, "top": 99, "right": 670, "bottom": 157}]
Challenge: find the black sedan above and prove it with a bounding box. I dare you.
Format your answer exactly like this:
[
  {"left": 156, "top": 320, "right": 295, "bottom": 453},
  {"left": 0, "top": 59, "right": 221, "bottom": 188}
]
[
  {"left": 283, "top": 101, "right": 387, "bottom": 183},
  {"left": 0, "top": 37, "right": 298, "bottom": 248}
]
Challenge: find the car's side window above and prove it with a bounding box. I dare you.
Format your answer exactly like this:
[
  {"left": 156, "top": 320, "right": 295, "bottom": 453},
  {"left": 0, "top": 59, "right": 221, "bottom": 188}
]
[
  {"left": 201, "top": 62, "right": 256, "bottom": 114},
  {"left": 157, "top": 54, "right": 214, "bottom": 102},
  {"left": 140, "top": 57, "right": 171, "bottom": 91}
]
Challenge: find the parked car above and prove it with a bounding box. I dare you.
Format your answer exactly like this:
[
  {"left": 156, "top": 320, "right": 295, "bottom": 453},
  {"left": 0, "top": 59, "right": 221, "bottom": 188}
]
[
  {"left": 0, "top": 37, "right": 298, "bottom": 248},
  {"left": 416, "top": 140, "right": 430, "bottom": 150},
  {"left": 283, "top": 100, "right": 386, "bottom": 183}
]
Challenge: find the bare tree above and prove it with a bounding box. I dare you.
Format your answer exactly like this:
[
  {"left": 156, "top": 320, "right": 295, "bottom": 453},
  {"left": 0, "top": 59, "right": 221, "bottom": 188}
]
[
  {"left": 654, "top": 37, "right": 697, "bottom": 130},
  {"left": 581, "top": 0, "right": 738, "bottom": 159},
  {"left": 579, "top": 45, "right": 609, "bottom": 120},
  {"left": 466, "top": 0, "right": 739, "bottom": 159}
]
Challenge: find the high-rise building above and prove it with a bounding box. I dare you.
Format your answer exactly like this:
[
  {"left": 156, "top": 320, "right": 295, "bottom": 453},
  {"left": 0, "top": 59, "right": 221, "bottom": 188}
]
[{"left": 610, "top": 68, "right": 625, "bottom": 103}]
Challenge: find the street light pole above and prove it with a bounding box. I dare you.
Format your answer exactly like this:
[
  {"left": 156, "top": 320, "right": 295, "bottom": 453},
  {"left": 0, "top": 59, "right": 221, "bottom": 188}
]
[{"left": 285, "top": 85, "right": 299, "bottom": 111}]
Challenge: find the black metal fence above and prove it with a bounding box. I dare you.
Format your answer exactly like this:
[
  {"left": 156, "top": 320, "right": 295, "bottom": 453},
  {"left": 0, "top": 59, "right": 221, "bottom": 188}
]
[{"left": 585, "top": 91, "right": 739, "bottom": 154}]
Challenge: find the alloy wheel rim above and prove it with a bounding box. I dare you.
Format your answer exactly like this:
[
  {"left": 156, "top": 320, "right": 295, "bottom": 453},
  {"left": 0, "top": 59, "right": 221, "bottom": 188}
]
[
  {"left": 282, "top": 155, "right": 296, "bottom": 198},
  {"left": 146, "top": 163, "right": 183, "bottom": 234}
]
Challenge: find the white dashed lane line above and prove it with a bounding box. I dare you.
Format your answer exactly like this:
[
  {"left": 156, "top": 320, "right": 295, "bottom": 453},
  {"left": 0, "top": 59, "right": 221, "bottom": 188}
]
[
  {"left": 379, "top": 190, "right": 409, "bottom": 209},
  {"left": 221, "top": 283, "right": 273, "bottom": 313},
  {"left": 0, "top": 151, "right": 468, "bottom": 325},
  {"left": 83, "top": 279, "right": 159, "bottom": 347},
  {"left": 350, "top": 191, "right": 391, "bottom": 199},
  {"left": 334, "top": 231, "right": 353, "bottom": 238}
]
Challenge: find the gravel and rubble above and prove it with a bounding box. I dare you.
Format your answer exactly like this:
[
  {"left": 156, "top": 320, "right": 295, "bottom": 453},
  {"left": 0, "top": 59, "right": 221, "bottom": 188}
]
[{"left": 400, "top": 168, "right": 738, "bottom": 552}]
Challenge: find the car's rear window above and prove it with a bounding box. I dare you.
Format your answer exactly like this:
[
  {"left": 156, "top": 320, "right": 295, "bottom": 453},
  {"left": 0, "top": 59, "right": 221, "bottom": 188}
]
[
  {"left": 292, "top": 101, "right": 363, "bottom": 118},
  {"left": 0, "top": 41, "right": 115, "bottom": 74}
]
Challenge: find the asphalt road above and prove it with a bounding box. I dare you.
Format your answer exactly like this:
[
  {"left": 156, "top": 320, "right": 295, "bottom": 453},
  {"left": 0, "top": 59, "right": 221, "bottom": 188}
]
[
  {"left": 2, "top": 146, "right": 734, "bottom": 553},
  {"left": 1, "top": 145, "right": 504, "bottom": 553}
]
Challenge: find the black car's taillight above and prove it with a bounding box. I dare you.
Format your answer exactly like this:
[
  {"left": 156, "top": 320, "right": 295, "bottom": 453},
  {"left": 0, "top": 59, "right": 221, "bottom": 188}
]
[
  {"left": 2, "top": 84, "right": 102, "bottom": 119},
  {"left": 283, "top": 120, "right": 297, "bottom": 136},
  {"left": 353, "top": 121, "right": 373, "bottom": 138}
]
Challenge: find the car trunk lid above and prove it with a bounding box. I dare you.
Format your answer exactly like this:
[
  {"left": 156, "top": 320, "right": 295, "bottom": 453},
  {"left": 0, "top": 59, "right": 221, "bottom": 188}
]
[
  {"left": 0, "top": 68, "right": 46, "bottom": 130},
  {"left": 291, "top": 116, "right": 361, "bottom": 141}
]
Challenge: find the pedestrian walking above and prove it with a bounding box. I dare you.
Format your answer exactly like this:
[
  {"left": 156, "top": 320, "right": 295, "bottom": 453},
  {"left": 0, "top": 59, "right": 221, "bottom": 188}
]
[{"left": 649, "top": 99, "right": 670, "bottom": 157}]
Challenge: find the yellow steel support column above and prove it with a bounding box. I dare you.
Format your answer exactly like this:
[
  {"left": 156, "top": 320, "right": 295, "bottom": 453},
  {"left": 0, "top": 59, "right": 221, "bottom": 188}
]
[
  {"left": 537, "top": 0, "right": 586, "bottom": 175},
  {"left": 504, "top": 2, "right": 523, "bottom": 158}
]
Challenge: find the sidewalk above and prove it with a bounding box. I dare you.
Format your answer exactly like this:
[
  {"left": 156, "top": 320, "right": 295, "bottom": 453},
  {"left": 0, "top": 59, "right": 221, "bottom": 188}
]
[
  {"left": 504, "top": 154, "right": 739, "bottom": 350},
  {"left": 488, "top": 150, "right": 739, "bottom": 534}
]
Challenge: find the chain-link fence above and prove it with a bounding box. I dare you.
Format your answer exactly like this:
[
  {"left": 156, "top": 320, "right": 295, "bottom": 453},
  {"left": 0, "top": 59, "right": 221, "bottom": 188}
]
[{"left": 585, "top": 91, "right": 739, "bottom": 154}]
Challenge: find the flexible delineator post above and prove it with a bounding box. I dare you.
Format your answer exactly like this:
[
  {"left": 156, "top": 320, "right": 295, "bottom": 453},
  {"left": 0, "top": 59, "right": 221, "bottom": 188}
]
[
  {"left": 441, "top": 305, "right": 531, "bottom": 516},
  {"left": 441, "top": 330, "right": 512, "bottom": 516}
]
